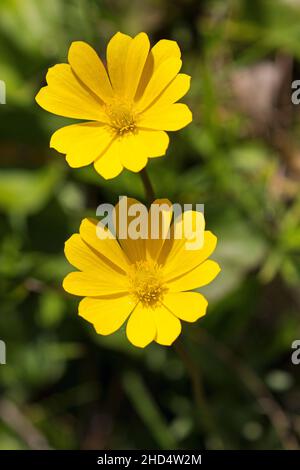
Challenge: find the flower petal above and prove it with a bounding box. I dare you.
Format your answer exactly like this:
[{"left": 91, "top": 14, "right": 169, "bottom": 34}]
[
  {"left": 124, "top": 32, "right": 150, "bottom": 100},
  {"left": 64, "top": 234, "right": 121, "bottom": 275},
  {"left": 146, "top": 199, "right": 173, "bottom": 261},
  {"left": 50, "top": 122, "right": 113, "bottom": 168},
  {"left": 166, "top": 260, "right": 221, "bottom": 292},
  {"left": 139, "top": 103, "right": 192, "bottom": 131},
  {"left": 161, "top": 231, "right": 217, "bottom": 282},
  {"left": 120, "top": 137, "right": 148, "bottom": 172},
  {"left": 68, "top": 41, "right": 113, "bottom": 103},
  {"left": 152, "top": 305, "right": 181, "bottom": 345},
  {"left": 150, "top": 39, "right": 181, "bottom": 65},
  {"left": 95, "top": 135, "right": 150, "bottom": 176},
  {"left": 79, "top": 218, "right": 130, "bottom": 273},
  {"left": 147, "top": 74, "right": 191, "bottom": 109},
  {"left": 126, "top": 303, "right": 156, "bottom": 348},
  {"left": 106, "top": 32, "right": 132, "bottom": 95},
  {"left": 136, "top": 57, "right": 182, "bottom": 112},
  {"left": 134, "top": 130, "right": 169, "bottom": 158},
  {"left": 94, "top": 129, "right": 168, "bottom": 178},
  {"left": 135, "top": 39, "right": 181, "bottom": 101},
  {"left": 163, "top": 292, "right": 208, "bottom": 322},
  {"left": 160, "top": 210, "right": 206, "bottom": 265},
  {"left": 94, "top": 140, "right": 123, "bottom": 179},
  {"left": 114, "top": 197, "right": 147, "bottom": 263},
  {"left": 63, "top": 271, "right": 128, "bottom": 297},
  {"left": 79, "top": 295, "right": 136, "bottom": 335},
  {"left": 35, "top": 64, "right": 108, "bottom": 121}
]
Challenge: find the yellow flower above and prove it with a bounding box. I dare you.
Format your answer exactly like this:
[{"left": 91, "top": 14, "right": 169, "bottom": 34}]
[
  {"left": 36, "top": 32, "right": 192, "bottom": 179},
  {"left": 63, "top": 199, "right": 220, "bottom": 348}
]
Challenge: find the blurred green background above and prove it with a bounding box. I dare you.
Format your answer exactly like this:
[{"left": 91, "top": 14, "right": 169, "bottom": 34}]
[{"left": 0, "top": 0, "right": 300, "bottom": 450}]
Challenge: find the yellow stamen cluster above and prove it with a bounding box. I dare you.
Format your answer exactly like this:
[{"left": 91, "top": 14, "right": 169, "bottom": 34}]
[
  {"left": 129, "top": 260, "right": 167, "bottom": 308},
  {"left": 105, "top": 101, "right": 137, "bottom": 136}
]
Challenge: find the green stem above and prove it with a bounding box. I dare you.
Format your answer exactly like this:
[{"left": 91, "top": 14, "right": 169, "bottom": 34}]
[
  {"left": 174, "top": 338, "right": 223, "bottom": 448},
  {"left": 140, "top": 168, "right": 155, "bottom": 206}
]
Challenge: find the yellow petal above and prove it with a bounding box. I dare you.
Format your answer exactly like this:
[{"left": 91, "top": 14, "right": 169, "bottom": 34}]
[
  {"left": 124, "top": 32, "right": 150, "bottom": 100},
  {"left": 95, "top": 130, "right": 168, "bottom": 177},
  {"left": 161, "top": 231, "right": 217, "bottom": 282},
  {"left": 64, "top": 234, "right": 127, "bottom": 281},
  {"left": 95, "top": 134, "right": 151, "bottom": 176},
  {"left": 119, "top": 135, "right": 148, "bottom": 172},
  {"left": 136, "top": 57, "right": 182, "bottom": 112},
  {"left": 63, "top": 270, "right": 128, "bottom": 297},
  {"left": 94, "top": 140, "right": 123, "bottom": 179},
  {"left": 79, "top": 218, "right": 130, "bottom": 273},
  {"left": 166, "top": 260, "right": 221, "bottom": 292},
  {"left": 152, "top": 305, "right": 181, "bottom": 346},
  {"left": 135, "top": 39, "right": 181, "bottom": 102},
  {"left": 163, "top": 210, "right": 206, "bottom": 262},
  {"left": 35, "top": 64, "right": 108, "bottom": 121},
  {"left": 139, "top": 103, "right": 192, "bottom": 131},
  {"left": 163, "top": 292, "right": 208, "bottom": 322},
  {"left": 114, "top": 197, "right": 147, "bottom": 263},
  {"left": 50, "top": 122, "right": 113, "bottom": 168},
  {"left": 106, "top": 32, "right": 132, "bottom": 95},
  {"left": 134, "top": 130, "right": 169, "bottom": 158},
  {"left": 146, "top": 199, "right": 173, "bottom": 261},
  {"left": 147, "top": 74, "right": 191, "bottom": 109},
  {"left": 150, "top": 39, "right": 181, "bottom": 65},
  {"left": 68, "top": 41, "right": 113, "bottom": 103},
  {"left": 79, "top": 295, "right": 136, "bottom": 335},
  {"left": 65, "top": 234, "right": 108, "bottom": 272},
  {"left": 126, "top": 303, "right": 156, "bottom": 348}
]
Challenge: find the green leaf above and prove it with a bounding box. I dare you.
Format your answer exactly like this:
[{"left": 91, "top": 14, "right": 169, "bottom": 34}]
[{"left": 0, "top": 164, "right": 63, "bottom": 216}]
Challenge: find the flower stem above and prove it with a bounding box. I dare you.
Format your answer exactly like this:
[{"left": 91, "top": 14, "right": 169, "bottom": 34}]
[
  {"left": 140, "top": 168, "right": 155, "bottom": 206},
  {"left": 174, "top": 338, "right": 223, "bottom": 448}
]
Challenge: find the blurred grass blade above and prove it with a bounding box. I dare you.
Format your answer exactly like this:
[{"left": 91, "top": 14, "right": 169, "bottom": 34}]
[{"left": 123, "top": 370, "right": 177, "bottom": 449}]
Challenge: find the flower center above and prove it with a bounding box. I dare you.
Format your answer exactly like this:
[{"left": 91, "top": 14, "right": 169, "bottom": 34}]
[
  {"left": 129, "top": 260, "right": 167, "bottom": 308},
  {"left": 105, "top": 101, "right": 137, "bottom": 136}
]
